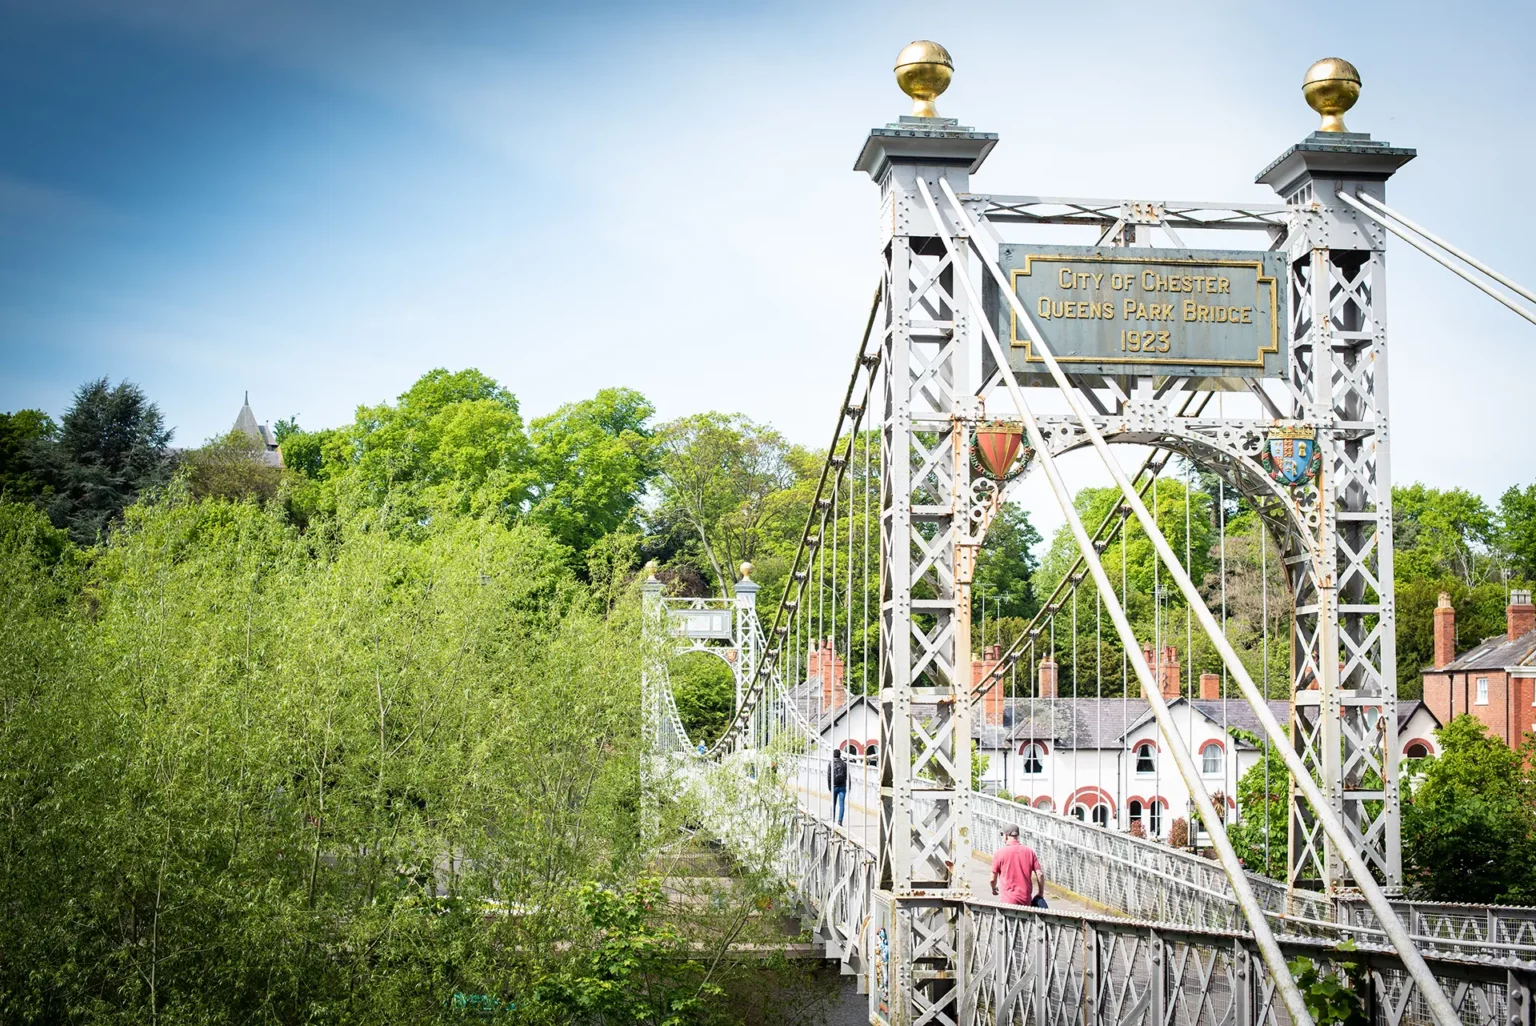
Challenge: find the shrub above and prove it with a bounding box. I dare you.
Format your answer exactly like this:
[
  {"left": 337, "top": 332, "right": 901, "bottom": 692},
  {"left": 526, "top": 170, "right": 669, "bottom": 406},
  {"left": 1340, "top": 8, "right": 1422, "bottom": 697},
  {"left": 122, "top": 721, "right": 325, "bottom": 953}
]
[{"left": 1168, "top": 817, "right": 1190, "bottom": 848}]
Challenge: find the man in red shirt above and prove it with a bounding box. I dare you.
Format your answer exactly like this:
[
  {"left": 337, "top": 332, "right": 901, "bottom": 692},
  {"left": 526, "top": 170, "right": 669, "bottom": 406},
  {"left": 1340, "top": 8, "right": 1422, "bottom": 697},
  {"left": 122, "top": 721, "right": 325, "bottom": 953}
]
[{"left": 990, "top": 824, "right": 1046, "bottom": 908}]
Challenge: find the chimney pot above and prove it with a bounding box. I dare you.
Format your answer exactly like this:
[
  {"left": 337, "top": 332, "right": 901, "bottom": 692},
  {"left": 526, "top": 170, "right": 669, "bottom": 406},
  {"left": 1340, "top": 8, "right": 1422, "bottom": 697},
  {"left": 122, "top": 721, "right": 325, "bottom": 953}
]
[
  {"left": 1038, "top": 657, "right": 1058, "bottom": 699},
  {"left": 1433, "top": 593, "right": 1456, "bottom": 668},
  {"left": 1508, "top": 591, "right": 1535, "bottom": 642},
  {"left": 973, "top": 650, "right": 1005, "bottom": 724},
  {"left": 1199, "top": 672, "right": 1221, "bottom": 701}
]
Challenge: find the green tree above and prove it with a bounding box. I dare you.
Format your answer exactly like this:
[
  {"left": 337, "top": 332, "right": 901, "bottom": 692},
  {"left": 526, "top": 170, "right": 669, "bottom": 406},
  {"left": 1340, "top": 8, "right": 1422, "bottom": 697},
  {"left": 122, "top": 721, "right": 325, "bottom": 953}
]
[
  {"left": 1402, "top": 715, "right": 1536, "bottom": 903},
  {"left": 180, "top": 429, "right": 286, "bottom": 503},
  {"left": 531, "top": 879, "right": 728, "bottom": 1025},
  {"left": 0, "top": 409, "right": 56, "bottom": 502},
  {"left": 1393, "top": 578, "right": 1510, "bottom": 695},
  {"left": 26, "top": 378, "right": 174, "bottom": 544},
  {"left": 1393, "top": 483, "right": 1500, "bottom": 585},
  {"left": 338, "top": 367, "right": 533, "bottom": 525},
  {"left": 1226, "top": 728, "right": 1287, "bottom": 878},
  {"left": 669, "top": 652, "right": 737, "bottom": 747},
  {"left": 527, "top": 388, "right": 657, "bottom": 558},
  {"left": 0, "top": 489, "right": 644, "bottom": 1021},
  {"left": 272, "top": 415, "right": 302, "bottom": 443},
  {"left": 1287, "top": 951, "right": 1368, "bottom": 1026},
  {"left": 1028, "top": 479, "right": 1228, "bottom": 696},
  {"left": 974, "top": 502, "right": 1042, "bottom": 621},
  {"left": 278, "top": 425, "right": 340, "bottom": 480},
  {"left": 653, "top": 414, "right": 807, "bottom": 594},
  {"left": 1497, "top": 482, "right": 1536, "bottom": 583}
]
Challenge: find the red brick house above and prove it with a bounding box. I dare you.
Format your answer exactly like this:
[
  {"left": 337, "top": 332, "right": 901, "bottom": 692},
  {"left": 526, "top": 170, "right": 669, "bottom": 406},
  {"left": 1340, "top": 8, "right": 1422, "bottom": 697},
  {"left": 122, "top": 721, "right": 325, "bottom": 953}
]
[{"left": 1422, "top": 589, "right": 1536, "bottom": 749}]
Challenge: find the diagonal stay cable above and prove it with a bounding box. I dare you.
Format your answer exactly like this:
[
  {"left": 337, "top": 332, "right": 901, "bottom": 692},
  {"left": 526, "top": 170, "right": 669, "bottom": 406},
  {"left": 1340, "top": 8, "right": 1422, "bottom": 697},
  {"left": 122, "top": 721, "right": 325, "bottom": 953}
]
[
  {"left": 936, "top": 175, "right": 1461, "bottom": 1026},
  {"left": 1349, "top": 191, "right": 1536, "bottom": 306},
  {"left": 913, "top": 175, "right": 1317, "bottom": 1026},
  {"left": 1337, "top": 192, "right": 1536, "bottom": 327}
]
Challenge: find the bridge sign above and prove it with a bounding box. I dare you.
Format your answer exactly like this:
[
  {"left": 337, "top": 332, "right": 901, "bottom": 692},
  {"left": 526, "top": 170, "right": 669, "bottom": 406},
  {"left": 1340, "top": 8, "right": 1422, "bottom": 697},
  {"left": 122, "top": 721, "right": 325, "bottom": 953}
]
[{"left": 985, "top": 245, "right": 1287, "bottom": 378}]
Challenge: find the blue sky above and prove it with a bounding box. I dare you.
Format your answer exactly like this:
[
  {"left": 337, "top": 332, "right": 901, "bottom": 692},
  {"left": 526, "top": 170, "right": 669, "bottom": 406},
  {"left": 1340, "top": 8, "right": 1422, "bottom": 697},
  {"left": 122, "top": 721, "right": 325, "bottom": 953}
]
[{"left": 2, "top": 0, "right": 1534, "bottom": 528}]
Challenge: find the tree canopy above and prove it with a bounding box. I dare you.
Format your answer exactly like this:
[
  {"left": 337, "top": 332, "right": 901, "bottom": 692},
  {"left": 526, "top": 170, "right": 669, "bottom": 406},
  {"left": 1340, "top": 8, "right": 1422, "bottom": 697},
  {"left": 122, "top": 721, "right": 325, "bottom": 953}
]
[
  {"left": 1402, "top": 715, "right": 1536, "bottom": 903},
  {"left": 26, "top": 378, "right": 174, "bottom": 544}
]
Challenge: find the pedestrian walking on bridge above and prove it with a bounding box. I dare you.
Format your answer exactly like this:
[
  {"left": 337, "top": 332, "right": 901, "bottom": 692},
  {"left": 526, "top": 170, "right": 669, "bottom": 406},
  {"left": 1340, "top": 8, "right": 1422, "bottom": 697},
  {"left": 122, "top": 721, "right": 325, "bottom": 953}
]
[
  {"left": 990, "top": 824, "right": 1047, "bottom": 908},
  {"left": 828, "top": 749, "right": 848, "bottom": 826}
]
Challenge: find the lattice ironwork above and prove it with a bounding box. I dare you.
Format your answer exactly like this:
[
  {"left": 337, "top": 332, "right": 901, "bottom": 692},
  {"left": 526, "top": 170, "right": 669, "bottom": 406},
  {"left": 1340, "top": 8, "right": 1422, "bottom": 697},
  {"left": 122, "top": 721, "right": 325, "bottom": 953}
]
[{"left": 1281, "top": 189, "right": 1402, "bottom": 894}]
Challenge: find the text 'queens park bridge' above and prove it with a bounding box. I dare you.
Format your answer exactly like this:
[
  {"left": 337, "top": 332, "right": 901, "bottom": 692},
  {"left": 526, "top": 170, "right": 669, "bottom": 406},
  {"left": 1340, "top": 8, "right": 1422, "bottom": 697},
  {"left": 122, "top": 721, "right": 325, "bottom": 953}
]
[{"left": 638, "top": 43, "right": 1536, "bottom": 1026}]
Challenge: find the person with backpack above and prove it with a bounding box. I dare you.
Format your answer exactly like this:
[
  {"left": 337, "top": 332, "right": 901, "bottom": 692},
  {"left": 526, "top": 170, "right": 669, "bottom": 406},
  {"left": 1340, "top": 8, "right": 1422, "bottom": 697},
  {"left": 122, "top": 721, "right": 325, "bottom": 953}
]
[
  {"left": 990, "top": 824, "right": 1047, "bottom": 908},
  {"left": 827, "top": 748, "right": 849, "bottom": 825}
]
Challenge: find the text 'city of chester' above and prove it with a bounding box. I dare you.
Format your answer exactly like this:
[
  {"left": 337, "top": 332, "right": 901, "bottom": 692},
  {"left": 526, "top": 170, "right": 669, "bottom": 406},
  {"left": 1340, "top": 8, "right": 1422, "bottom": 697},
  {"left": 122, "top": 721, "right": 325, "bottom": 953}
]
[{"left": 985, "top": 245, "right": 1288, "bottom": 379}]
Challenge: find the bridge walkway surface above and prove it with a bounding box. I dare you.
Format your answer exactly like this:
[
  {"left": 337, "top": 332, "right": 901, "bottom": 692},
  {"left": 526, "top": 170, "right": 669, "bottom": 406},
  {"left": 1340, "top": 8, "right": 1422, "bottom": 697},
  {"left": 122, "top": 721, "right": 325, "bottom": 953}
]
[{"left": 790, "top": 779, "right": 1102, "bottom": 917}]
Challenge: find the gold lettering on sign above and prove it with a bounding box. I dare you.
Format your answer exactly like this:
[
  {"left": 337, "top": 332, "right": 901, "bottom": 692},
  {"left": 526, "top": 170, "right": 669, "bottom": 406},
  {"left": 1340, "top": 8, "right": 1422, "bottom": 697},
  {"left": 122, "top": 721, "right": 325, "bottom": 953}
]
[{"left": 1009, "top": 252, "right": 1279, "bottom": 370}]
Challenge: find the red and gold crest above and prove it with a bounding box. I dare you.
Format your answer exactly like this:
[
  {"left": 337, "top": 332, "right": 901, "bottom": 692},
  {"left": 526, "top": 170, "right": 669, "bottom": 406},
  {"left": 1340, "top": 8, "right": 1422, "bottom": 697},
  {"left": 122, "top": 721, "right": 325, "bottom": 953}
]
[{"left": 969, "top": 421, "right": 1032, "bottom": 481}]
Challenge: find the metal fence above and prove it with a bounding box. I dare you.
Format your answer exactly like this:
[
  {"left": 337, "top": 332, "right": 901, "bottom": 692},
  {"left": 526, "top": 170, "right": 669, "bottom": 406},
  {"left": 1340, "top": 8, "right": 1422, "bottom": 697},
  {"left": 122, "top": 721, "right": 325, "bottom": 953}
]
[
  {"left": 969, "top": 792, "right": 1335, "bottom": 929},
  {"left": 781, "top": 809, "right": 1535, "bottom": 1026},
  {"left": 969, "top": 793, "right": 1536, "bottom": 965}
]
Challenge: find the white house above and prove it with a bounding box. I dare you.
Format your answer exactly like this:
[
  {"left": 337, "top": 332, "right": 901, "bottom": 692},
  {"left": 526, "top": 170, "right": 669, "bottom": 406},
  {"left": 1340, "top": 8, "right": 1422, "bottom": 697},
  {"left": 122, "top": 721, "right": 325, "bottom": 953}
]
[{"left": 798, "top": 637, "right": 1442, "bottom": 841}]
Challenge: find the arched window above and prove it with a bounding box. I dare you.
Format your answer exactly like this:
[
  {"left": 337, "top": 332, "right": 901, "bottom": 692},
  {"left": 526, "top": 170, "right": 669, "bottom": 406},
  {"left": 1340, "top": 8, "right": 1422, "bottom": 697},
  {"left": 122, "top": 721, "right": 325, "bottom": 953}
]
[
  {"left": 864, "top": 742, "right": 879, "bottom": 759},
  {"left": 1201, "top": 742, "right": 1223, "bottom": 775},
  {"left": 1147, "top": 801, "right": 1163, "bottom": 837},
  {"left": 1128, "top": 799, "right": 1144, "bottom": 826},
  {"left": 1020, "top": 743, "right": 1045, "bottom": 775},
  {"left": 1135, "top": 742, "right": 1156, "bottom": 774},
  {"left": 1091, "top": 805, "right": 1109, "bottom": 827},
  {"left": 1071, "top": 805, "right": 1087, "bottom": 822},
  {"left": 1032, "top": 796, "right": 1054, "bottom": 812},
  {"left": 1405, "top": 742, "right": 1429, "bottom": 759}
]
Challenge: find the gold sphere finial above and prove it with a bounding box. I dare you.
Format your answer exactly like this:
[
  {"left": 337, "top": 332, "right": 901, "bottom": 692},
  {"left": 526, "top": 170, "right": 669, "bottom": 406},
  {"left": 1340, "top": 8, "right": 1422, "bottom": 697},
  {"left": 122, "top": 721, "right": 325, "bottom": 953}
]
[
  {"left": 894, "top": 40, "right": 953, "bottom": 118},
  {"left": 1303, "top": 58, "right": 1361, "bottom": 133},
  {"left": 644, "top": 559, "right": 659, "bottom": 577},
  {"left": 739, "top": 561, "right": 754, "bottom": 579}
]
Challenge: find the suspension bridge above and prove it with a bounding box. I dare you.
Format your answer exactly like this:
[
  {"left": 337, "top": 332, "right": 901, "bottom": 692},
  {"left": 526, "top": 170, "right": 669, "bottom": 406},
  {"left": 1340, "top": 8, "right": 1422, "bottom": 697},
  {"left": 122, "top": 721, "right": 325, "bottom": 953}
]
[{"left": 641, "top": 45, "right": 1536, "bottom": 1026}]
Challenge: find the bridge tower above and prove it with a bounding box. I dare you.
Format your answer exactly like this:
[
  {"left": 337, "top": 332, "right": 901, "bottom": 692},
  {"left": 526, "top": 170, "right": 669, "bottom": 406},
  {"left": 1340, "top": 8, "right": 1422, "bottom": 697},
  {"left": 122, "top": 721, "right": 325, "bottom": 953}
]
[
  {"left": 854, "top": 42, "right": 995, "bottom": 1026},
  {"left": 1256, "top": 60, "right": 1415, "bottom": 892},
  {"left": 640, "top": 563, "right": 765, "bottom": 755}
]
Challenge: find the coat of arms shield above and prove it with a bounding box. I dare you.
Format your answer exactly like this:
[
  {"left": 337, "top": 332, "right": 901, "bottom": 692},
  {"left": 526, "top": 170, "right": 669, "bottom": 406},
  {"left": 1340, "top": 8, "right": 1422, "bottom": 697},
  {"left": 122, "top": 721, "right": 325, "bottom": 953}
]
[
  {"left": 970, "top": 421, "right": 1033, "bottom": 482},
  {"left": 1259, "top": 427, "right": 1321, "bottom": 486}
]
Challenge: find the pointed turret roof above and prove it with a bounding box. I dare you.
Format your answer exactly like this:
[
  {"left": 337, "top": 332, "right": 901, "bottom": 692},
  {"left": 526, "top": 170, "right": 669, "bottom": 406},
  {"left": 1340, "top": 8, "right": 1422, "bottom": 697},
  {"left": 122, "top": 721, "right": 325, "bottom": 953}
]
[{"left": 234, "top": 392, "right": 263, "bottom": 443}]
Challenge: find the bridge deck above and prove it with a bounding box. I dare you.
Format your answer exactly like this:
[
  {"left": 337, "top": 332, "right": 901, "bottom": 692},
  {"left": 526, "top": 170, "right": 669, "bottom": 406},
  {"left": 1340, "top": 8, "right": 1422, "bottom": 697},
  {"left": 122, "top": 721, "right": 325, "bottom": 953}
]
[{"left": 792, "top": 779, "right": 1102, "bottom": 916}]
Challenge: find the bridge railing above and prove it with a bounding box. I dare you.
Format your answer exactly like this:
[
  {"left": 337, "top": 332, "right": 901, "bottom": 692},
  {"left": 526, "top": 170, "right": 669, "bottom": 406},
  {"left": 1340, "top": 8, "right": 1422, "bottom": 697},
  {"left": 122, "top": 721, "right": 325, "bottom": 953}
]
[
  {"left": 1338, "top": 898, "right": 1536, "bottom": 964},
  {"left": 968, "top": 792, "right": 1332, "bottom": 928},
  {"left": 682, "top": 757, "right": 1536, "bottom": 1023},
  {"left": 970, "top": 791, "right": 1536, "bottom": 966},
  {"left": 786, "top": 757, "right": 1536, "bottom": 964},
  {"left": 781, "top": 809, "right": 1535, "bottom": 1026},
  {"left": 961, "top": 898, "right": 1532, "bottom": 1026}
]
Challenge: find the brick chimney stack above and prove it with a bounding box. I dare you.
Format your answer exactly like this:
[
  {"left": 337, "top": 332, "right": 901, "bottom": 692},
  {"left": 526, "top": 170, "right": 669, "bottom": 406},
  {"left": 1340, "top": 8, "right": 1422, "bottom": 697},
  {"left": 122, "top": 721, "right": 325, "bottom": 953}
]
[
  {"left": 973, "top": 644, "right": 1005, "bottom": 724},
  {"left": 1199, "top": 672, "right": 1221, "bottom": 700},
  {"left": 1038, "top": 655, "right": 1058, "bottom": 698},
  {"left": 1433, "top": 592, "right": 1456, "bottom": 668},
  {"left": 1508, "top": 590, "right": 1535, "bottom": 642},
  {"left": 1140, "top": 644, "right": 1181, "bottom": 700},
  {"left": 809, "top": 638, "right": 846, "bottom": 712}
]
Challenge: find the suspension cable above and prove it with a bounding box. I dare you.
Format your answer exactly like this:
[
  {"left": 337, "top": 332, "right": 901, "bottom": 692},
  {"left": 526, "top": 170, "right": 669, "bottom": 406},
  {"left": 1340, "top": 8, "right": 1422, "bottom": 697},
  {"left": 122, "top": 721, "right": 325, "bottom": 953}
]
[
  {"left": 1261, "top": 502, "right": 1272, "bottom": 873},
  {"left": 1338, "top": 191, "right": 1536, "bottom": 325},
  {"left": 705, "top": 282, "right": 883, "bottom": 757}
]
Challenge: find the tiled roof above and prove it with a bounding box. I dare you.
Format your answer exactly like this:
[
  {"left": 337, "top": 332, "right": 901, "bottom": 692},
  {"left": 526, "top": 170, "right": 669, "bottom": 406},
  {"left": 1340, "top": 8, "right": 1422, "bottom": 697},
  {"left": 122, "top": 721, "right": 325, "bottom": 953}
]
[
  {"left": 811, "top": 690, "right": 1433, "bottom": 751},
  {"left": 997, "top": 696, "right": 1289, "bottom": 751},
  {"left": 1398, "top": 700, "right": 1435, "bottom": 730},
  {"left": 1436, "top": 631, "right": 1536, "bottom": 672}
]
